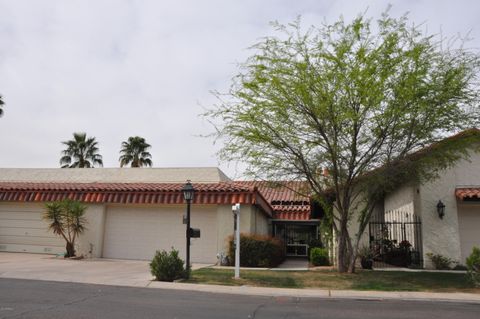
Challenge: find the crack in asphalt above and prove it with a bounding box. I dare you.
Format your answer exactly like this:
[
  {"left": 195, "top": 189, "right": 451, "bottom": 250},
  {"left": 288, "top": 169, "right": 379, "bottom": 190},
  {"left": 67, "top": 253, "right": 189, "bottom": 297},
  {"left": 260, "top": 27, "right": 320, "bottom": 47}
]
[
  {"left": 1, "top": 290, "right": 110, "bottom": 319},
  {"left": 247, "top": 298, "right": 272, "bottom": 319}
]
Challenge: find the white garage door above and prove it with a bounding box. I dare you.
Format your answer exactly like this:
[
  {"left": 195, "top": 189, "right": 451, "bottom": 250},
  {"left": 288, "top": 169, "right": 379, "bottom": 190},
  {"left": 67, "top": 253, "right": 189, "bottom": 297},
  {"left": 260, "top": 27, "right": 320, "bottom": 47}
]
[
  {"left": 0, "top": 203, "right": 65, "bottom": 255},
  {"left": 458, "top": 205, "right": 480, "bottom": 263},
  {"left": 102, "top": 205, "right": 217, "bottom": 263}
]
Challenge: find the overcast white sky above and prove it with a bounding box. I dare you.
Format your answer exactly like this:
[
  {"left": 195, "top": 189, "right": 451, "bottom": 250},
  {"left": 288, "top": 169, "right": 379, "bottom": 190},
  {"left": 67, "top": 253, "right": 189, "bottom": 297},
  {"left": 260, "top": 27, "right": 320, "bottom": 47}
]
[{"left": 0, "top": 0, "right": 478, "bottom": 178}]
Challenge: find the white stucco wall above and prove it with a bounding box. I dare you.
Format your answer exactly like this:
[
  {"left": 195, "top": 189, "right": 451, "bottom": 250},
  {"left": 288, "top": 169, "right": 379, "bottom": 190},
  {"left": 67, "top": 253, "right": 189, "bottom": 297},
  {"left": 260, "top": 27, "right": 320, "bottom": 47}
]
[
  {"left": 419, "top": 151, "right": 480, "bottom": 267},
  {"left": 336, "top": 150, "right": 480, "bottom": 269},
  {"left": 215, "top": 204, "right": 271, "bottom": 256},
  {"left": 76, "top": 204, "right": 106, "bottom": 258},
  {"left": 384, "top": 184, "right": 415, "bottom": 214},
  {"left": 249, "top": 206, "right": 270, "bottom": 235}
]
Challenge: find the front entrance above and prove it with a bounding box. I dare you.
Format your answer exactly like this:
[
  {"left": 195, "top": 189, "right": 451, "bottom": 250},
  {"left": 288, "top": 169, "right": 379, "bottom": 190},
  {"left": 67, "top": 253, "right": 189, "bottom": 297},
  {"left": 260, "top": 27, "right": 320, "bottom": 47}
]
[
  {"left": 273, "top": 222, "right": 319, "bottom": 257},
  {"left": 369, "top": 211, "right": 423, "bottom": 268}
]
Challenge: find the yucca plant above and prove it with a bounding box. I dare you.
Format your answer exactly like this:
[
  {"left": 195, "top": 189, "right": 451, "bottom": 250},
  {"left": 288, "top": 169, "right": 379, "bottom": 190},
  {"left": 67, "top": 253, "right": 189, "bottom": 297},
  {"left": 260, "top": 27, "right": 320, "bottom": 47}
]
[{"left": 44, "top": 199, "right": 87, "bottom": 257}]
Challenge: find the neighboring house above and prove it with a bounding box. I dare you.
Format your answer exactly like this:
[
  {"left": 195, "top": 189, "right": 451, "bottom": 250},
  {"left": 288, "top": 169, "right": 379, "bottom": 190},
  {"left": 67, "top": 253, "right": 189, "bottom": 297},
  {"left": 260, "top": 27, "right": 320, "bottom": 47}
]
[
  {"left": 351, "top": 131, "right": 480, "bottom": 269},
  {"left": 0, "top": 168, "right": 320, "bottom": 263}
]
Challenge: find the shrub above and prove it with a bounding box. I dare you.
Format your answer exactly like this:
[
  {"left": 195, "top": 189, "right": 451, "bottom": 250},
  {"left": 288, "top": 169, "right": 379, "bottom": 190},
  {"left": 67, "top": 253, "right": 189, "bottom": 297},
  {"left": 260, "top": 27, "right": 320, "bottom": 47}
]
[
  {"left": 228, "top": 234, "right": 285, "bottom": 267},
  {"left": 308, "top": 238, "right": 324, "bottom": 257},
  {"left": 310, "top": 247, "right": 330, "bottom": 266},
  {"left": 385, "top": 249, "right": 411, "bottom": 267},
  {"left": 453, "top": 264, "right": 468, "bottom": 271},
  {"left": 426, "top": 253, "right": 455, "bottom": 270},
  {"left": 150, "top": 248, "right": 185, "bottom": 282},
  {"left": 466, "top": 246, "right": 480, "bottom": 287}
]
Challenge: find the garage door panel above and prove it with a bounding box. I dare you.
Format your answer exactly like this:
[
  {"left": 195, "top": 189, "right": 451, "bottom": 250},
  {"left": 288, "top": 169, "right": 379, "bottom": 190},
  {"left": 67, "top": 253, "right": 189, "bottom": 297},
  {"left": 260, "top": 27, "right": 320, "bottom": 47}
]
[
  {"left": 458, "top": 205, "right": 480, "bottom": 262},
  {"left": 103, "top": 205, "right": 217, "bottom": 263},
  {"left": 0, "top": 227, "right": 58, "bottom": 238},
  {"left": 0, "top": 243, "right": 64, "bottom": 254},
  {"left": 0, "top": 235, "right": 63, "bottom": 246},
  {"left": 0, "top": 204, "right": 63, "bottom": 255},
  {"left": 0, "top": 211, "right": 45, "bottom": 221},
  {"left": 0, "top": 204, "right": 46, "bottom": 213},
  {"left": 0, "top": 219, "right": 52, "bottom": 229}
]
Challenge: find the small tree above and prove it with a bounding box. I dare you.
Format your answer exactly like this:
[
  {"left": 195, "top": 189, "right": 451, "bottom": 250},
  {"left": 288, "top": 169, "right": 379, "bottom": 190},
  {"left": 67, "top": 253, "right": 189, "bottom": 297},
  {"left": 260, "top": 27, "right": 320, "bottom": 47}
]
[
  {"left": 205, "top": 11, "right": 480, "bottom": 272},
  {"left": 43, "top": 199, "right": 87, "bottom": 257}
]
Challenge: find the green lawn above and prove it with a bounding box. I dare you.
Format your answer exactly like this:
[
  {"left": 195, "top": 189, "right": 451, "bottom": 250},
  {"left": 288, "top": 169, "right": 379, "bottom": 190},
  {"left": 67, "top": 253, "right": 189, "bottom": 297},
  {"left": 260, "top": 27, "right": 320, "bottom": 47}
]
[{"left": 186, "top": 268, "right": 479, "bottom": 292}]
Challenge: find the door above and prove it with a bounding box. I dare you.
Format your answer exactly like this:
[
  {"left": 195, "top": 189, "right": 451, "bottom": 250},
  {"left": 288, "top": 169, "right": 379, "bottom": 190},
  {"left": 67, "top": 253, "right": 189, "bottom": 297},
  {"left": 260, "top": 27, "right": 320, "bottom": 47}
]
[
  {"left": 458, "top": 205, "right": 480, "bottom": 263},
  {"left": 0, "top": 203, "right": 64, "bottom": 255}
]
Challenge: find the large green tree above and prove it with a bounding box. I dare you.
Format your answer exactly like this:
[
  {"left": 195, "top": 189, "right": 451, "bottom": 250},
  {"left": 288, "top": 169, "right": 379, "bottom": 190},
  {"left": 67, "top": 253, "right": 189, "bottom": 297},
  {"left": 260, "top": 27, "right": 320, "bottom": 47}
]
[
  {"left": 206, "top": 12, "right": 480, "bottom": 272},
  {"left": 119, "top": 136, "right": 153, "bottom": 167},
  {"left": 60, "top": 132, "right": 103, "bottom": 168}
]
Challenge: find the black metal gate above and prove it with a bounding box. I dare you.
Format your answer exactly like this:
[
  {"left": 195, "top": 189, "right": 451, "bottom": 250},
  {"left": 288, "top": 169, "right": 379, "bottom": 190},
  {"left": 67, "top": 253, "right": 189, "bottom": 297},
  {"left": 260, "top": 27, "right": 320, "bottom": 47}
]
[{"left": 368, "top": 211, "right": 423, "bottom": 268}]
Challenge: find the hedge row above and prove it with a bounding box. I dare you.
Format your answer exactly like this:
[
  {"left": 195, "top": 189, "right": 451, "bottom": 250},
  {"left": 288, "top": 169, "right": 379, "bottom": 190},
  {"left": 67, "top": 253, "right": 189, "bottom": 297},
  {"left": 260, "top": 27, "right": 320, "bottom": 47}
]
[{"left": 228, "top": 234, "right": 285, "bottom": 267}]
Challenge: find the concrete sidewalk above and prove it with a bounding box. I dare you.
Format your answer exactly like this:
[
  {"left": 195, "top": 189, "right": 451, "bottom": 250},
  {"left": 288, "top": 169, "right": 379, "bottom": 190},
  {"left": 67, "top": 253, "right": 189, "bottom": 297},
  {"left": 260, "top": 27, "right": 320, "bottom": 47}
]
[{"left": 1, "top": 252, "right": 479, "bottom": 303}]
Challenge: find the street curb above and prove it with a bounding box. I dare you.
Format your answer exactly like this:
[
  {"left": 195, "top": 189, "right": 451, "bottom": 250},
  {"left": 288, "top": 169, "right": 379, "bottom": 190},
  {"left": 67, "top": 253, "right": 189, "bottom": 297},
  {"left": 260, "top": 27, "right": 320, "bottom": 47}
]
[
  {"left": 2, "top": 275, "right": 479, "bottom": 303},
  {"left": 146, "top": 281, "right": 480, "bottom": 304}
]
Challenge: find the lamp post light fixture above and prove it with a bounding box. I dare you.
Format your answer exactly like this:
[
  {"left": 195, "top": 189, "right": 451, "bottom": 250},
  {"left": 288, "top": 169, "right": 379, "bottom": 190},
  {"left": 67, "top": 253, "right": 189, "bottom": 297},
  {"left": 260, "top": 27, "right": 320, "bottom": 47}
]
[
  {"left": 182, "top": 180, "right": 195, "bottom": 279},
  {"left": 436, "top": 200, "right": 445, "bottom": 219}
]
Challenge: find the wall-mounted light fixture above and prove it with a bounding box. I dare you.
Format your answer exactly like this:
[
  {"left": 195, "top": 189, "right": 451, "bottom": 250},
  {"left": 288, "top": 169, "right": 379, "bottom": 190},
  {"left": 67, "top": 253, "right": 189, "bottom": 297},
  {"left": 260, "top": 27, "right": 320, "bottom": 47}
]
[{"left": 436, "top": 200, "right": 445, "bottom": 219}]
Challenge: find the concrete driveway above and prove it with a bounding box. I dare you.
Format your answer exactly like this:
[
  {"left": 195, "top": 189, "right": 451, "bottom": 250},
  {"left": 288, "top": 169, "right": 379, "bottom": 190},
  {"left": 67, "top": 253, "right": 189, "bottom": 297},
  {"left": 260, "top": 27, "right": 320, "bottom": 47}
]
[{"left": 0, "top": 252, "right": 211, "bottom": 287}]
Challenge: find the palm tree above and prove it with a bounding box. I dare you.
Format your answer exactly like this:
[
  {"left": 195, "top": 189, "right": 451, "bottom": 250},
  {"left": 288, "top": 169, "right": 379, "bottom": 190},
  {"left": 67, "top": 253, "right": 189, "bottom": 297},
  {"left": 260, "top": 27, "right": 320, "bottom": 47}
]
[
  {"left": 0, "top": 95, "right": 4, "bottom": 117},
  {"left": 119, "top": 136, "right": 153, "bottom": 167},
  {"left": 43, "top": 199, "right": 87, "bottom": 257},
  {"left": 60, "top": 132, "right": 103, "bottom": 168}
]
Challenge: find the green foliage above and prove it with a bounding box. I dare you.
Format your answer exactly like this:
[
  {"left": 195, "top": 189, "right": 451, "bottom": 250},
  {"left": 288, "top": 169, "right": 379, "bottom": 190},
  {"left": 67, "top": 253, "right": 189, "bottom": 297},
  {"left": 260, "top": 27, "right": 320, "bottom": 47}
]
[
  {"left": 310, "top": 247, "right": 330, "bottom": 266},
  {"left": 308, "top": 238, "right": 323, "bottom": 249},
  {"left": 43, "top": 199, "right": 87, "bottom": 257},
  {"left": 0, "top": 94, "right": 4, "bottom": 117},
  {"left": 466, "top": 246, "right": 480, "bottom": 286},
  {"left": 189, "top": 268, "right": 475, "bottom": 291},
  {"left": 228, "top": 234, "right": 285, "bottom": 267},
  {"left": 119, "top": 136, "right": 153, "bottom": 167},
  {"left": 453, "top": 264, "right": 468, "bottom": 271},
  {"left": 205, "top": 9, "right": 480, "bottom": 272},
  {"left": 358, "top": 245, "right": 375, "bottom": 260},
  {"left": 150, "top": 248, "right": 185, "bottom": 282},
  {"left": 60, "top": 132, "right": 103, "bottom": 168},
  {"left": 426, "top": 253, "right": 455, "bottom": 270}
]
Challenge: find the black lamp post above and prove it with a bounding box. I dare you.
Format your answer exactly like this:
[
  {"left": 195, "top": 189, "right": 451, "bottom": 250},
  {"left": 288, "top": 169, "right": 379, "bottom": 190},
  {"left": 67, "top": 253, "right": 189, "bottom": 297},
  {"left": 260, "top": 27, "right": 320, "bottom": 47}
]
[
  {"left": 182, "top": 180, "right": 195, "bottom": 279},
  {"left": 436, "top": 200, "right": 445, "bottom": 219}
]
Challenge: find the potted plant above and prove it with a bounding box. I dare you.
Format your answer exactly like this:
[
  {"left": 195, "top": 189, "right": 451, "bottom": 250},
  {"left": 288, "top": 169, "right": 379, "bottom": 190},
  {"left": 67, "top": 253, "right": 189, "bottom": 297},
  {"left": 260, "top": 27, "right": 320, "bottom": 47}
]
[{"left": 358, "top": 245, "right": 375, "bottom": 269}]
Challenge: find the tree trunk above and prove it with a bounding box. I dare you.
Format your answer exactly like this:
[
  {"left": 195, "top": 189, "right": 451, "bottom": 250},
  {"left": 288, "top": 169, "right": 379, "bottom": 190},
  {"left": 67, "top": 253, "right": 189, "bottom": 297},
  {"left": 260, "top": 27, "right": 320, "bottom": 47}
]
[
  {"left": 347, "top": 251, "right": 357, "bottom": 273},
  {"left": 337, "top": 219, "right": 350, "bottom": 273},
  {"left": 65, "top": 242, "right": 75, "bottom": 258}
]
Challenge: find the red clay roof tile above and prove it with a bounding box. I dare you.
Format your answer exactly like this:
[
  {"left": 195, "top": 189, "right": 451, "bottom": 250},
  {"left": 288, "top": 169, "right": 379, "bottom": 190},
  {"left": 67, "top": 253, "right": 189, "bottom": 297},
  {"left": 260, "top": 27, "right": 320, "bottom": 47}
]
[
  {"left": 0, "top": 180, "right": 314, "bottom": 221},
  {"left": 456, "top": 187, "right": 480, "bottom": 200}
]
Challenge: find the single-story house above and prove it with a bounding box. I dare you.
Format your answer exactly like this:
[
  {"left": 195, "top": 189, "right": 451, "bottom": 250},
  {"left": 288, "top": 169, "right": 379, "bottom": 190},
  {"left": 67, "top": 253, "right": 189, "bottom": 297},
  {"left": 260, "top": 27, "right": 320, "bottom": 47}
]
[
  {"left": 0, "top": 168, "right": 319, "bottom": 263},
  {"left": 351, "top": 130, "right": 480, "bottom": 268},
  {"left": 2, "top": 131, "right": 477, "bottom": 269}
]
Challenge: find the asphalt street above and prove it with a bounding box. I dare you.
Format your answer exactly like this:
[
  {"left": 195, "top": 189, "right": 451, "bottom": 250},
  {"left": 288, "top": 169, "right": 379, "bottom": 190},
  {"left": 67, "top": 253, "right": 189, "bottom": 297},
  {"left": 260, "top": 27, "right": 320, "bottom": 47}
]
[{"left": 0, "top": 278, "right": 478, "bottom": 319}]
